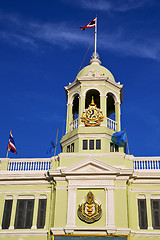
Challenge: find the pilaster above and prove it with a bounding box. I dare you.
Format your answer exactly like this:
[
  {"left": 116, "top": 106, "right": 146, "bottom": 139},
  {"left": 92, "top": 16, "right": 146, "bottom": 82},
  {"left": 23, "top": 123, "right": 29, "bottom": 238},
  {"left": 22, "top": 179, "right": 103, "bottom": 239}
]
[
  {"left": 101, "top": 95, "right": 107, "bottom": 125},
  {"left": 66, "top": 103, "right": 73, "bottom": 133},
  {"left": 66, "top": 186, "right": 77, "bottom": 228},
  {"left": 105, "top": 187, "right": 115, "bottom": 230},
  {"left": 146, "top": 196, "right": 153, "bottom": 229},
  {"left": 115, "top": 102, "right": 121, "bottom": 131},
  {"left": 31, "top": 195, "right": 39, "bottom": 229},
  {"left": 9, "top": 196, "right": 17, "bottom": 229}
]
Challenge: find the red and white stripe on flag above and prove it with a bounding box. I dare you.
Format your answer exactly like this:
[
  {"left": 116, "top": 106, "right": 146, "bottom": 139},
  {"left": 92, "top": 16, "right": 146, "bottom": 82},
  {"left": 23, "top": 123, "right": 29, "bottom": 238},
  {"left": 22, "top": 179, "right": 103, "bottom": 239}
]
[{"left": 79, "top": 17, "right": 97, "bottom": 30}]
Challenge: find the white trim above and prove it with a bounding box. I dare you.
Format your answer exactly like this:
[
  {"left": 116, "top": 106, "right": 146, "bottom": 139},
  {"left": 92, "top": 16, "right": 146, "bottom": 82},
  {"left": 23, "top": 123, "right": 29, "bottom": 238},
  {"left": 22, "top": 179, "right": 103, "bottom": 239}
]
[
  {"left": 66, "top": 187, "right": 77, "bottom": 228},
  {"left": 131, "top": 230, "right": 160, "bottom": 237},
  {"left": 58, "top": 152, "right": 125, "bottom": 158},
  {"left": 17, "top": 195, "right": 35, "bottom": 199},
  {"left": 0, "top": 190, "right": 50, "bottom": 194},
  {"left": 5, "top": 195, "right": 13, "bottom": 200},
  {"left": 51, "top": 227, "right": 129, "bottom": 235},
  {"left": 68, "top": 85, "right": 80, "bottom": 96},
  {"left": 82, "top": 87, "right": 102, "bottom": 97},
  {"left": 68, "top": 91, "right": 81, "bottom": 105},
  {"left": 0, "top": 230, "right": 48, "bottom": 237},
  {"left": 106, "top": 90, "right": 120, "bottom": 104},
  {"left": 136, "top": 194, "right": 146, "bottom": 199}
]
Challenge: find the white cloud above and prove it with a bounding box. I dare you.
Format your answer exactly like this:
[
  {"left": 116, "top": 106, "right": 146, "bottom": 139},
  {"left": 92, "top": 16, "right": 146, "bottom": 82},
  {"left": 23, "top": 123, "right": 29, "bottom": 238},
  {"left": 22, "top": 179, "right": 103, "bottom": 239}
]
[
  {"left": 66, "top": 0, "right": 154, "bottom": 12},
  {"left": 0, "top": 13, "right": 160, "bottom": 60}
]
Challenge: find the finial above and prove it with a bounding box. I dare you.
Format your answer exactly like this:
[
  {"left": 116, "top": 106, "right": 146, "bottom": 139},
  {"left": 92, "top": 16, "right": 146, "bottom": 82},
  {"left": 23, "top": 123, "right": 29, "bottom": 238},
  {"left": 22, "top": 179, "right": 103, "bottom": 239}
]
[
  {"left": 89, "top": 52, "right": 101, "bottom": 65},
  {"left": 90, "top": 96, "right": 96, "bottom": 106}
]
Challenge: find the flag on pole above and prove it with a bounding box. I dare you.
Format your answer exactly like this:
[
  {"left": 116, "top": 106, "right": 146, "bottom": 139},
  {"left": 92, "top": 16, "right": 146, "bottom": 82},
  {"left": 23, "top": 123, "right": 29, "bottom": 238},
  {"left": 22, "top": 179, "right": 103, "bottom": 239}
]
[
  {"left": 7, "top": 130, "right": 17, "bottom": 154},
  {"left": 111, "top": 130, "right": 126, "bottom": 147},
  {"left": 79, "top": 17, "right": 97, "bottom": 30}
]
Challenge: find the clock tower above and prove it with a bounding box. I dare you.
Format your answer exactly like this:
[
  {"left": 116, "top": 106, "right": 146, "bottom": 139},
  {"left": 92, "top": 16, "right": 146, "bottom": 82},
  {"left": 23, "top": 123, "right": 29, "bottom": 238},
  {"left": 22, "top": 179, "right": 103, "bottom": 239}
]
[{"left": 60, "top": 53, "right": 124, "bottom": 154}]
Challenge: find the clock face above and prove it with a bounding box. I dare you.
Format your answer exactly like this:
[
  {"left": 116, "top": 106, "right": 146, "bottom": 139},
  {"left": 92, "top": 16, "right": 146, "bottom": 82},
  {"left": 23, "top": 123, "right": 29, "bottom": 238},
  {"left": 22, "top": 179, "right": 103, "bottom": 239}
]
[{"left": 81, "top": 98, "right": 104, "bottom": 126}]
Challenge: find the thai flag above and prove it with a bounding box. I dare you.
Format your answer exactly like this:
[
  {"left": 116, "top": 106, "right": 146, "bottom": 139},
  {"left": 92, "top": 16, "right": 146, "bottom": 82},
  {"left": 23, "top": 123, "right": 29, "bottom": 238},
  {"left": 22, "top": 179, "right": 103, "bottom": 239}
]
[
  {"left": 79, "top": 17, "right": 97, "bottom": 30},
  {"left": 7, "top": 130, "right": 17, "bottom": 154}
]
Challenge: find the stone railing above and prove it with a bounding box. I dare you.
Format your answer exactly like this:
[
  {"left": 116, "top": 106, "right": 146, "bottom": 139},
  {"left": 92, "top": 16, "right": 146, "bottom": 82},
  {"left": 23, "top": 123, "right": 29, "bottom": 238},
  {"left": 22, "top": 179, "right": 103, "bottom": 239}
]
[
  {"left": 70, "top": 118, "right": 78, "bottom": 131},
  {"left": 134, "top": 158, "right": 160, "bottom": 170},
  {"left": 107, "top": 118, "right": 117, "bottom": 131},
  {"left": 8, "top": 158, "right": 51, "bottom": 171}
]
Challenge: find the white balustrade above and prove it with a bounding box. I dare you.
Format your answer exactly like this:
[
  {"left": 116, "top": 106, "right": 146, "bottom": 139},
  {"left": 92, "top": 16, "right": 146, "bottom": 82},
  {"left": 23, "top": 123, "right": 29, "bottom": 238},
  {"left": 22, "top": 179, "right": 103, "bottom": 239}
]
[
  {"left": 134, "top": 159, "right": 160, "bottom": 170},
  {"left": 107, "top": 118, "right": 117, "bottom": 131},
  {"left": 70, "top": 118, "right": 78, "bottom": 131},
  {"left": 8, "top": 159, "right": 51, "bottom": 171}
]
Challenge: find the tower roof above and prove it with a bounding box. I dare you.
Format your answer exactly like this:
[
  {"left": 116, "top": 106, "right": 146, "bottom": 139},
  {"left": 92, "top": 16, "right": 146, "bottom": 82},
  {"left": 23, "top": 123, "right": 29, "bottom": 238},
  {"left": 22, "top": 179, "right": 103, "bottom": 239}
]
[{"left": 76, "top": 54, "right": 115, "bottom": 82}]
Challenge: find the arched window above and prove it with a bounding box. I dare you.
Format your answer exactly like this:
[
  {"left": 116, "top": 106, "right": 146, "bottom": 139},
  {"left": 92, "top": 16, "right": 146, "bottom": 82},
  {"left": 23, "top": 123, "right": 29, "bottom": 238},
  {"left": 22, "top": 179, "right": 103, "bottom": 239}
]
[
  {"left": 72, "top": 95, "right": 79, "bottom": 120},
  {"left": 107, "top": 93, "right": 115, "bottom": 120},
  {"left": 85, "top": 89, "right": 100, "bottom": 109}
]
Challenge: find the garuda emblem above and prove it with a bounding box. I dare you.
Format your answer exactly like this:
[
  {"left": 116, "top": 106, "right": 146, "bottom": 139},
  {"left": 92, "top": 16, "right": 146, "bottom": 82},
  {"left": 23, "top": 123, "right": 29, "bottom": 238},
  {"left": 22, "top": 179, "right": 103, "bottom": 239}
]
[
  {"left": 77, "top": 191, "right": 102, "bottom": 223},
  {"left": 81, "top": 97, "right": 104, "bottom": 126}
]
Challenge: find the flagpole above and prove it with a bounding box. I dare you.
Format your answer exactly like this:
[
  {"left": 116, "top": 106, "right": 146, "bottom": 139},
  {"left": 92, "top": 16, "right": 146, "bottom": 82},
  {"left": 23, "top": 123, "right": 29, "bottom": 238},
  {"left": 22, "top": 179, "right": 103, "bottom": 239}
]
[
  {"left": 54, "top": 128, "right": 59, "bottom": 158},
  {"left": 6, "top": 150, "right": 9, "bottom": 158},
  {"left": 94, "top": 16, "right": 97, "bottom": 57},
  {"left": 125, "top": 128, "right": 130, "bottom": 155}
]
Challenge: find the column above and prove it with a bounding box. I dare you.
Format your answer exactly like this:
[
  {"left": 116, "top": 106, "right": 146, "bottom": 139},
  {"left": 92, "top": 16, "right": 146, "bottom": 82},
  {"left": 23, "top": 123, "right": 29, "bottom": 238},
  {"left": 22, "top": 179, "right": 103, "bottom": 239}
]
[
  {"left": 107, "top": 187, "right": 115, "bottom": 229},
  {"left": 9, "top": 196, "right": 17, "bottom": 229},
  {"left": 146, "top": 196, "right": 153, "bottom": 229},
  {"left": 66, "top": 186, "right": 76, "bottom": 228},
  {"left": 79, "top": 96, "right": 85, "bottom": 126},
  {"left": 66, "top": 103, "right": 73, "bottom": 133},
  {"left": 101, "top": 95, "right": 107, "bottom": 126},
  {"left": 105, "top": 188, "right": 108, "bottom": 227},
  {"left": 115, "top": 102, "right": 121, "bottom": 131},
  {"left": 31, "top": 195, "right": 39, "bottom": 229}
]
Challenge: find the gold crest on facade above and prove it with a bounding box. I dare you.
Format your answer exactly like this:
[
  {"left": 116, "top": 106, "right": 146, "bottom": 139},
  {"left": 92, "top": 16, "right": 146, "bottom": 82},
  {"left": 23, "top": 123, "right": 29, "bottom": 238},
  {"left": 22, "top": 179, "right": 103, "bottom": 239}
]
[
  {"left": 77, "top": 191, "right": 102, "bottom": 223},
  {"left": 81, "top": 97, "right": 104, "bottom": 126}
]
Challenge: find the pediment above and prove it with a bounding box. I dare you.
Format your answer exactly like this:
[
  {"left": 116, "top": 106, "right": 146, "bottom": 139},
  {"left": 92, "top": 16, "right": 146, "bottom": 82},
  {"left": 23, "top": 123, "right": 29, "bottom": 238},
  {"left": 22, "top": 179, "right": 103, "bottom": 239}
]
[{"left": 61, "top": 158, "right": 121, "bottom": 174}]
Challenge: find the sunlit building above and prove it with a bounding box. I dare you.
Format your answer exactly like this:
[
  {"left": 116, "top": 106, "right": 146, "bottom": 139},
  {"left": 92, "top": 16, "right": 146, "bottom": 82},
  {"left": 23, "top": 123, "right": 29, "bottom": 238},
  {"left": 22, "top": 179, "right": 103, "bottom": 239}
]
[{"left": 0, "top": 52, "right": 160, "bottom": 240}]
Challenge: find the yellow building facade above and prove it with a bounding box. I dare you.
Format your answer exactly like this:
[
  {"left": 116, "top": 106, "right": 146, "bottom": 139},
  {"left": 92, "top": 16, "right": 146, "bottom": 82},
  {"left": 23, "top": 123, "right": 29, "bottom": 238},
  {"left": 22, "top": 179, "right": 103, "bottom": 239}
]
[{"left": 0, "top": 53, "right": 160, "bottom": 240}]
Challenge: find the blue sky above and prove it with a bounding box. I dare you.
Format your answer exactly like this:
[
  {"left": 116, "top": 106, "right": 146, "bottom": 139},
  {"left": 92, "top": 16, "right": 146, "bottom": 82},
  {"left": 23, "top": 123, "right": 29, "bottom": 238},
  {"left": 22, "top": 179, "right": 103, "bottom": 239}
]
[{"left": 0, "top": 0, "right": 160, "bottom": 158}]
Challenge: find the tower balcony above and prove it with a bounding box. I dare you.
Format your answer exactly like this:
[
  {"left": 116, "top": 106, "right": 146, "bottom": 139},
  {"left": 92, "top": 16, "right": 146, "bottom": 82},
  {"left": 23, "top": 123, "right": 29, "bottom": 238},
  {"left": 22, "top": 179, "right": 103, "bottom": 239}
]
[
  {"left": 70, "top": 118, "right": 78, "bottom": 131},
  {"left": 69, "top": 117, "right": 117, "bottom": 132},
  {"left": 107, "top": 118, "right": 117, "bottom": 131}
]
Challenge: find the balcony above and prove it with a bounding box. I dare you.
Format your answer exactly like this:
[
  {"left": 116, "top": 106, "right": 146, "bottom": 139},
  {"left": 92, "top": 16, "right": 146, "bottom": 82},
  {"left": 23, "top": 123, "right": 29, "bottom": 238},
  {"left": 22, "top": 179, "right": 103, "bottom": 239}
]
[
  {"left": 69, "top": 117, "right": 117, "bottom": 132},
  {"left": 70, "top": 118, "right": 78, "bottom": 131},
  {"left": 134, "top": 158, "right": 160, "bottom": 170},
  {"left": 107, "top": 118, "right": 117, "bottom": 131},
  {"left": 8, "top": 159, "right": 51, "bottom": 171}
]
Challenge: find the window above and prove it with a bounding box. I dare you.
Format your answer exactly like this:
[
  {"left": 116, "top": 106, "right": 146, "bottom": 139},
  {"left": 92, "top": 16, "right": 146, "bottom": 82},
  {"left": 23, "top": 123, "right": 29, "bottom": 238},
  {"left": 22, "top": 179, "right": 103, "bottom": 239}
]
[
  {"left": 14, "top": 199, "right": 34, "bottom": 229},
  {"left": 71, "top": 143, "right": 74, "bottom": 152},
  {"left": 138, "top": 199, "right": 148, "bottom": 229},
  {"left": 151, "top": 199, "right": 160, "bottom": 229},
  {"left": 67, "top": 145, "right": 70, "bottom": 153},
  {"left": 110, "top": 142, "right": 114, "bottom": 152},
  {"left": 2, "top": 200, "right": 13, "bottom": 229},
  {"left": 89, "top": 140, "right": 94, "bottom": 150},
  {"left": 37, "top": 199, "right": 47, "bottom": 229},
  {"left": 110, "top": 142, "right": 119, "bottom": 152},
  {"left": 115, "top": 144, "right": 119, "bottom": 152},
  {"left": 83, "top": 140, "right": 88, "bottom": 150},
  {"left": 96, "top": 139, "right": 101, "bottom": 150}
]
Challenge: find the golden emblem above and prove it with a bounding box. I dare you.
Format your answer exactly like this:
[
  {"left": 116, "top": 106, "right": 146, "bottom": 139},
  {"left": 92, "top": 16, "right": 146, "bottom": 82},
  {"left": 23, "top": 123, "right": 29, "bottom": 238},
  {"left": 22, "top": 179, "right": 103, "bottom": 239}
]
[
  {"left": 77, "top": 191, "right": 102, "bottom": 223},
  {"left": 81, "top": 97, "right": 104, "bottom": 126}
]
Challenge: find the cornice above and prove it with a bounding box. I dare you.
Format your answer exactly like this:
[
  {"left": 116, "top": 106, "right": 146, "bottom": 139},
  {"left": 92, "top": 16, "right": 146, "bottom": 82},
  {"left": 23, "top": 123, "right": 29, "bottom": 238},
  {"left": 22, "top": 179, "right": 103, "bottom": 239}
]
[
  {"left": 0, "top": 171, "right": 46, "bottom": 180},
  {"left": 131, "top": 230, "right": 160, "bottom": 237},
  {"left": 51, "top": 227, "right": 130, "bottom": 235},
  {"left": 0, "top": 230, "right": 48, "bottom": 237}
]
